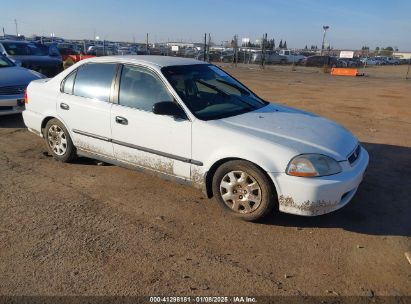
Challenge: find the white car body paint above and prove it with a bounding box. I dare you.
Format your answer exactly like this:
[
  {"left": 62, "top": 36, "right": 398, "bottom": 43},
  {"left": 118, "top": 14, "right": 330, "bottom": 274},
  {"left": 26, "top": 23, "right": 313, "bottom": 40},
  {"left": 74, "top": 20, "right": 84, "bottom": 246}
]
[{"left": 23, "top": 56, "right": 369, "bottom": 216}]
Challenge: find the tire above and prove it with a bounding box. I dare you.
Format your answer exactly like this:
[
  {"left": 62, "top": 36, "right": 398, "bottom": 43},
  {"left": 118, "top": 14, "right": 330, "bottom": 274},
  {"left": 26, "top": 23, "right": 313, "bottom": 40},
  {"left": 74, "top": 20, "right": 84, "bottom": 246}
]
[
  {"left": 212, "top": 160, "right": 276, "bottom": 221},
  {"left": 44, "top": 118, "right": 76, "bottom": 162}
]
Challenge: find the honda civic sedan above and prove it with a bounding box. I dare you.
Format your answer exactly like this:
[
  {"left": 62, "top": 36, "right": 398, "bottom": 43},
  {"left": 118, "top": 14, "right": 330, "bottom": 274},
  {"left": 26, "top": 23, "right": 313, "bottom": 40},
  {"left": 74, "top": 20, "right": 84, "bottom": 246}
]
[{"left": 23, "top": 56, "right": 369, "bottom": 221}]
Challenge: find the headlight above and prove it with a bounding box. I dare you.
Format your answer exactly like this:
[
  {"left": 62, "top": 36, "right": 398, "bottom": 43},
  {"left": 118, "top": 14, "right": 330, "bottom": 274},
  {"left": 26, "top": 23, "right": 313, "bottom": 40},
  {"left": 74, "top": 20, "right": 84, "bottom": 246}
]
[{"left": 286, "top": 154, "right": 342, "bottom": 177}]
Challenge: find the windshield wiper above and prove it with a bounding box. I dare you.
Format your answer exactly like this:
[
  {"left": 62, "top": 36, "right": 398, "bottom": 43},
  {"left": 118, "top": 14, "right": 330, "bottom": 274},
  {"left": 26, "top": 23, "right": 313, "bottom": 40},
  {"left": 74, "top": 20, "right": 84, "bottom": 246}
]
[
  {"left": 195, "top": 79, "right": 254, "bottom": 110},
  {"left": 195, "top": 79, "right": 229, "bottom": 96},
  {"left": 216, "top": 78, "right": 250, "bottom": 96}
]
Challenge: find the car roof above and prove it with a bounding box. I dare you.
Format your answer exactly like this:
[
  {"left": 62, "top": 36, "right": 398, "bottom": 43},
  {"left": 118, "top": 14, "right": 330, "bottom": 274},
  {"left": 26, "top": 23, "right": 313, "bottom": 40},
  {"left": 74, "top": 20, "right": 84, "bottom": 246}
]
[
  {"left": 87, "top": 55, "right": 207, "bottom": 68},
  {"left": 0, "top": 40, "right": 33, "bottom": 44}
]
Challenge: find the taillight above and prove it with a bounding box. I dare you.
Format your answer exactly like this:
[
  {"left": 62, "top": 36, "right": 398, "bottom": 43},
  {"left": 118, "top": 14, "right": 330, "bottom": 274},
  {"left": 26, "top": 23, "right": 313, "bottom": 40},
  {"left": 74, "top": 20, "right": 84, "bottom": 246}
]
[{"left": 24, "top": 89, "right": 28, "bottom": 104}]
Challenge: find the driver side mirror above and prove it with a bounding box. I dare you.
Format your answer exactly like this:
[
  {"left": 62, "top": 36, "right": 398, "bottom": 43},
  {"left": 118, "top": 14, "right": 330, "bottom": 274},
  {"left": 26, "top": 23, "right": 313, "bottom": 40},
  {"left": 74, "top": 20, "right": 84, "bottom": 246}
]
[{"left": 153, "top": 101, "right": 187, "bottom": 119}]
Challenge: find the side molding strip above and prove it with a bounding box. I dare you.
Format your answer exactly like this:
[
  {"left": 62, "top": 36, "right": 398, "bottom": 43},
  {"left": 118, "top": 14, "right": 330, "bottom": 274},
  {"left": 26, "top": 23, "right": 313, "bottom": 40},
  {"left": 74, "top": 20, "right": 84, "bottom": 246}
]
[{"left": 72, "top": 129, "right": 203, "bottom": 166}]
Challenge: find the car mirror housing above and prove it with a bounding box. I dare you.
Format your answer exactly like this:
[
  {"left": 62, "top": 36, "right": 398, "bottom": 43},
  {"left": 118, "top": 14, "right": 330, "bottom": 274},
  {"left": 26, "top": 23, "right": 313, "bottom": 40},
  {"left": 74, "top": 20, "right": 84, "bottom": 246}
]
[{"left": 152, "top": 101, "right": 187, "bottom": 119}]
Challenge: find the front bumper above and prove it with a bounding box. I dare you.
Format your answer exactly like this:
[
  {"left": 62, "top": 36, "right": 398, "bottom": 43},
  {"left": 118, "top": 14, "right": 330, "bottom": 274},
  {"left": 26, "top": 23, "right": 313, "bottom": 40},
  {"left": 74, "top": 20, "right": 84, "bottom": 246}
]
[
  {"left": 0, "top": 96, "right": 25, "bottom": 116},
  {"left": 269, "top": 146, "right": 369, "bottom": 216}
]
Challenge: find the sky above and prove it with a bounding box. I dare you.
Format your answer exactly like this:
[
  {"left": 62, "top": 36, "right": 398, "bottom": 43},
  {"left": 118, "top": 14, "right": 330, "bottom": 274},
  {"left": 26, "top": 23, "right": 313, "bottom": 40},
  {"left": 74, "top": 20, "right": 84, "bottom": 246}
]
[{"left": 2, "top": 0, "right": 411, "bottom": 51}]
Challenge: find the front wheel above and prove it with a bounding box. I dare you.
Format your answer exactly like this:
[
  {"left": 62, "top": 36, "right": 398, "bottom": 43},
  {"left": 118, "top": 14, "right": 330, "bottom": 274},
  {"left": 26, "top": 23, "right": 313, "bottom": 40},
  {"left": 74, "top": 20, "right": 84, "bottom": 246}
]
[
  {"left": 212, "top": 160, "right": 276, "bottom": 221},
  {"left": 44, "top": 118, "right": 76, "bottom": 162}
]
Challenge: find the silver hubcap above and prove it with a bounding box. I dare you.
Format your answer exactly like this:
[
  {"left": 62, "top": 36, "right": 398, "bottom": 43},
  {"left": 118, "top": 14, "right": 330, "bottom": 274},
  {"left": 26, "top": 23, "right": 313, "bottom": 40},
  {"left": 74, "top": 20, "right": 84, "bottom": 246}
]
[
  {"left": 47, "top": 125, "right": 67, "bottom": 156},
  {"left": 220, "top": 171, "right": 262, "bottom": 214}
]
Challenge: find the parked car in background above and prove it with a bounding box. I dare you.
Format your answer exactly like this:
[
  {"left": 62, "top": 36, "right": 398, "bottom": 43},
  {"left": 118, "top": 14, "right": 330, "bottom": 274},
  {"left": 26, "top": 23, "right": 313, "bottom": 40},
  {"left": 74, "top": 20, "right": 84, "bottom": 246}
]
[
  {"left": 0, "top": 54, "right": 44, "bottom": 116},
  {"left": 251, "top": 51, "right": 287, "bottom": 64},
  {"left": 377, "top": 57, "right": 400, "bottom": 65},
  {"left": 23, "top": 56, "right": 368, "bottom": 221},
  {"left": 278, "top": 50, "right": 306, "bottom": 64},
  {"left": 360, "top": 57, "right": 380, "bottom": 66},
  {"left": 136, "top": 45, "right": 151, "bottom": 55},
  {"left": 195, "top": 51, "right": 221, "bottom": 62},
  {"left": 183, "top": 48, "right": 199, "bottom": 58},
  {"left": 117, "top": 47, "right": 137, "bottom": 55},
  {"left": 56, "top": 43, "right": 82, "bottom": 57},
  {"left": 86, "top": 45, "right": 117, "bottom": 56},
  {"left": 304, "top": 55, "right": 346, "bottom": 68},
  {"left": 0, "top": 40, "right": 63, "bottom": 77},
  {"left": 338, "top": 58, "right": 362, "bottom": 67}
]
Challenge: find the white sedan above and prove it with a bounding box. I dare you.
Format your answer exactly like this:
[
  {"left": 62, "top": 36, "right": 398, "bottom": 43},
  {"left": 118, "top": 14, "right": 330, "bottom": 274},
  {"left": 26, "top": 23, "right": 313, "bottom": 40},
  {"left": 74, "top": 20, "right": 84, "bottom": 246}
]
[{"left": 23, "top": 56, "right": 369, "bottom": 221}]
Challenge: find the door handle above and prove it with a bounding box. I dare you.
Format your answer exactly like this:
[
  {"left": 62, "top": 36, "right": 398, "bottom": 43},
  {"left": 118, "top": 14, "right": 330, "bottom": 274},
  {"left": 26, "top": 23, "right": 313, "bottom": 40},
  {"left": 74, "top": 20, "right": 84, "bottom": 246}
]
[
  {"left": 115, "top": 116, "right": 128, "bottom": 125},
  {"left": 60, "top": 103, "right": 70, "bottom": 110}
]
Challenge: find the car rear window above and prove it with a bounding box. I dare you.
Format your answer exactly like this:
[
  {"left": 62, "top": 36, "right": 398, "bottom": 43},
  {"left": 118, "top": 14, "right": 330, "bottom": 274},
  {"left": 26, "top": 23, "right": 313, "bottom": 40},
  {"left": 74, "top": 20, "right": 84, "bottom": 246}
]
[
  {"left": 73, "top": 63, "right": 117, "bottom": 102},
  {"left": 2, "top": 42, "right": 48, "bottom": 56}
]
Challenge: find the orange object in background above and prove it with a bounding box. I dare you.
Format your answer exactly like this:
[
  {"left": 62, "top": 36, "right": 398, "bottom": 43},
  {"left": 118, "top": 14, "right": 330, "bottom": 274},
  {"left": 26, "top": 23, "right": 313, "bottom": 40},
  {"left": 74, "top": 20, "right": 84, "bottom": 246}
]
[
  {"left": 331, "top": 68, "right": 361, "bottom": 77},
  {"left": 63, "top": 54, "right": 96, "bottom": 69},
  {"left": 64, "top": 54, "right": 95, "bottom": 63}
]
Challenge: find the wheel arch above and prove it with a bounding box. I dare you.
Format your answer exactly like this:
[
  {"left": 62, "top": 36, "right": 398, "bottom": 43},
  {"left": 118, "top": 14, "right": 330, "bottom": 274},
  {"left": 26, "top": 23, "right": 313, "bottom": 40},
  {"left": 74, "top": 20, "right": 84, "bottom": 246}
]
[
  {"left": 41, "top": 116, "right": 56, "bottom": 136},
  {"left": 204, "top": 157, "right": 278, "bottom": 201},
  {"left": 41, "top": 115, "right": 71, "bottom": 138}
]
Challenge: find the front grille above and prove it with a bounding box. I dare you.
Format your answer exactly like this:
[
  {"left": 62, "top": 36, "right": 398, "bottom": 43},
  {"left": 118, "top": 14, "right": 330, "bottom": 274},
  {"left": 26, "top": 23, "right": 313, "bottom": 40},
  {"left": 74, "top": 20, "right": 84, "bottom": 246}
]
[
  {"left": 0, "top": 85, "right": 26, "bottom": 95},
  {"left": 348, "top": 145, "right": 361, "bottom": 165},
  {"left": 0, "top": 106, "right": 14, "bottom": 111}
]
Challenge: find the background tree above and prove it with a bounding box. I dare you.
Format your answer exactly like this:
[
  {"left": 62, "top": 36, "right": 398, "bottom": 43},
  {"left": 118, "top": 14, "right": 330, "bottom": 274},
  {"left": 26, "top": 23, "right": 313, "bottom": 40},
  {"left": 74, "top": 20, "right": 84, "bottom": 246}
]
[
  {"left": 283, "top": 41, "right": 287, "bottom": 49},
  {"left": 380, "top": 46, "right": 394, "bottom": 56},
  {"left": 279, "top": 40, "right": 283, "bottom": 49},
  {"left": 267, "top": 38, "right": 275, "bottom": 50}
]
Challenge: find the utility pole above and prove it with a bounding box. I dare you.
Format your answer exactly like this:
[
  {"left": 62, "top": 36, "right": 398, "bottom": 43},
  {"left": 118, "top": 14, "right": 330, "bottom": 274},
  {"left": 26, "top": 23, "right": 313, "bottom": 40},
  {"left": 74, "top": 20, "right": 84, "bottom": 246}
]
[
  {"left": 261, "top": 33, "right": 267, "bottom": 69},
  {"left": 235, "top": 35, "right": 238, "bottom": 66},
  {"left": 232, "top": 35, "right": 238, "bottom": 67},
  {"left": 207, "top": 33, "right": 211, "bottom": 60},
  {"left": 2, "top": 27, "right": 5, "bottom": 38},
  {"left": 146, "top": 33, "right": 149, "bottom": 53},
  {"left": 14, "top": 19, "right": 18, "bottom": 36},
  {"left": 204, "top": 33, "right": 207, "bottom": 62}
]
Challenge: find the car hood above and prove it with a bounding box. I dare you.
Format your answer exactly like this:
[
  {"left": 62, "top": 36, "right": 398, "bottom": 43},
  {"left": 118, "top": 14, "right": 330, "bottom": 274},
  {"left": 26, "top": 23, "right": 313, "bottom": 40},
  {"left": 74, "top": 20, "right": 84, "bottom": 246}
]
[
  {"left": 0, "top": 66, "right": 43, "bottom": 87},
  {"left": 217, "top": 104, "right": 358, "bottom": 161}
]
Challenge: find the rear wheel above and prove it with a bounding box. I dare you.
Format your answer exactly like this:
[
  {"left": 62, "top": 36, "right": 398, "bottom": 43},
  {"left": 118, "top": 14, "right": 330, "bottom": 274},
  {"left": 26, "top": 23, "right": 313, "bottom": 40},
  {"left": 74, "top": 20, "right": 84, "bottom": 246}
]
[
  {"left": 44, "top": 118, "right": 76, "bottom": 162},
  {"left": 212, "top": 160, "right": 276, "bottom": 221}
]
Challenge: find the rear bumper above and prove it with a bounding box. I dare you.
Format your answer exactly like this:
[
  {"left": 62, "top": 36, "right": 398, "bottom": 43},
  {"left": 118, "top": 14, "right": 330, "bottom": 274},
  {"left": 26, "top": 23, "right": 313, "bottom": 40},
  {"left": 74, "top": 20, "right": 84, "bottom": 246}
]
[
  {"left": 269, "top": 147, "right": 369, "bottom": 216},
  {"left": 0, "top": 96, "right": 25, "bottom": 116},
  {"left": 22, "top": 109, "right": 44, "bottom": 137}
]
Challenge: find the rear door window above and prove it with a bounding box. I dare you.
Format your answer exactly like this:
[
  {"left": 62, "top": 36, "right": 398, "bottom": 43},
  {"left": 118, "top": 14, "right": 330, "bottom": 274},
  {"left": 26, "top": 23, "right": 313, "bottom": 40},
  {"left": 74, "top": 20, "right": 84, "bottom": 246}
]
[{"left": 73, "top": 63, "right": 117, "bottom": 102}]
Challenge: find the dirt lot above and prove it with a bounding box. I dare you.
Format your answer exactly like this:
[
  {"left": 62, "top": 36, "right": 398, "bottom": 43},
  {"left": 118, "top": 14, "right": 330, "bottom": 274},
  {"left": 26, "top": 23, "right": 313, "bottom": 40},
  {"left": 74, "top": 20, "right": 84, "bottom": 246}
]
[{"left": 0, "top": 65, "right": 410, "bottom": 298}]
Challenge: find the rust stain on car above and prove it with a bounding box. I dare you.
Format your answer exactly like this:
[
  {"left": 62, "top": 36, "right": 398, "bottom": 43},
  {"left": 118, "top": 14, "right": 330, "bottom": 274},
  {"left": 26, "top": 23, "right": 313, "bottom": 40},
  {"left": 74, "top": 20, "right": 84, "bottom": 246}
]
[
  {"left": 117, "top": 151, "right": 175, "bottom": 176},
  {"left": 191, "top": 166, "right": 206, "bottom": 190},
  {"left": 278, "top": 195, "right": 339, "bottom": 216}
]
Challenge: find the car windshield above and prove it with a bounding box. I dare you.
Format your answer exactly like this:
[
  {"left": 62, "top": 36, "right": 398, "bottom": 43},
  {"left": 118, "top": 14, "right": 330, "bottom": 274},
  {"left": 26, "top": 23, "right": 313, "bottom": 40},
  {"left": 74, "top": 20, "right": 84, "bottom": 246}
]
[
  {"left": 2, "top": 42, "right": 48, "bottom": 56},
  {"left": 0, "top": 55, "right": 15, "bottom": 67},
  {"left": 161, "top": 64, "right": 267, "bottom": 120}
]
